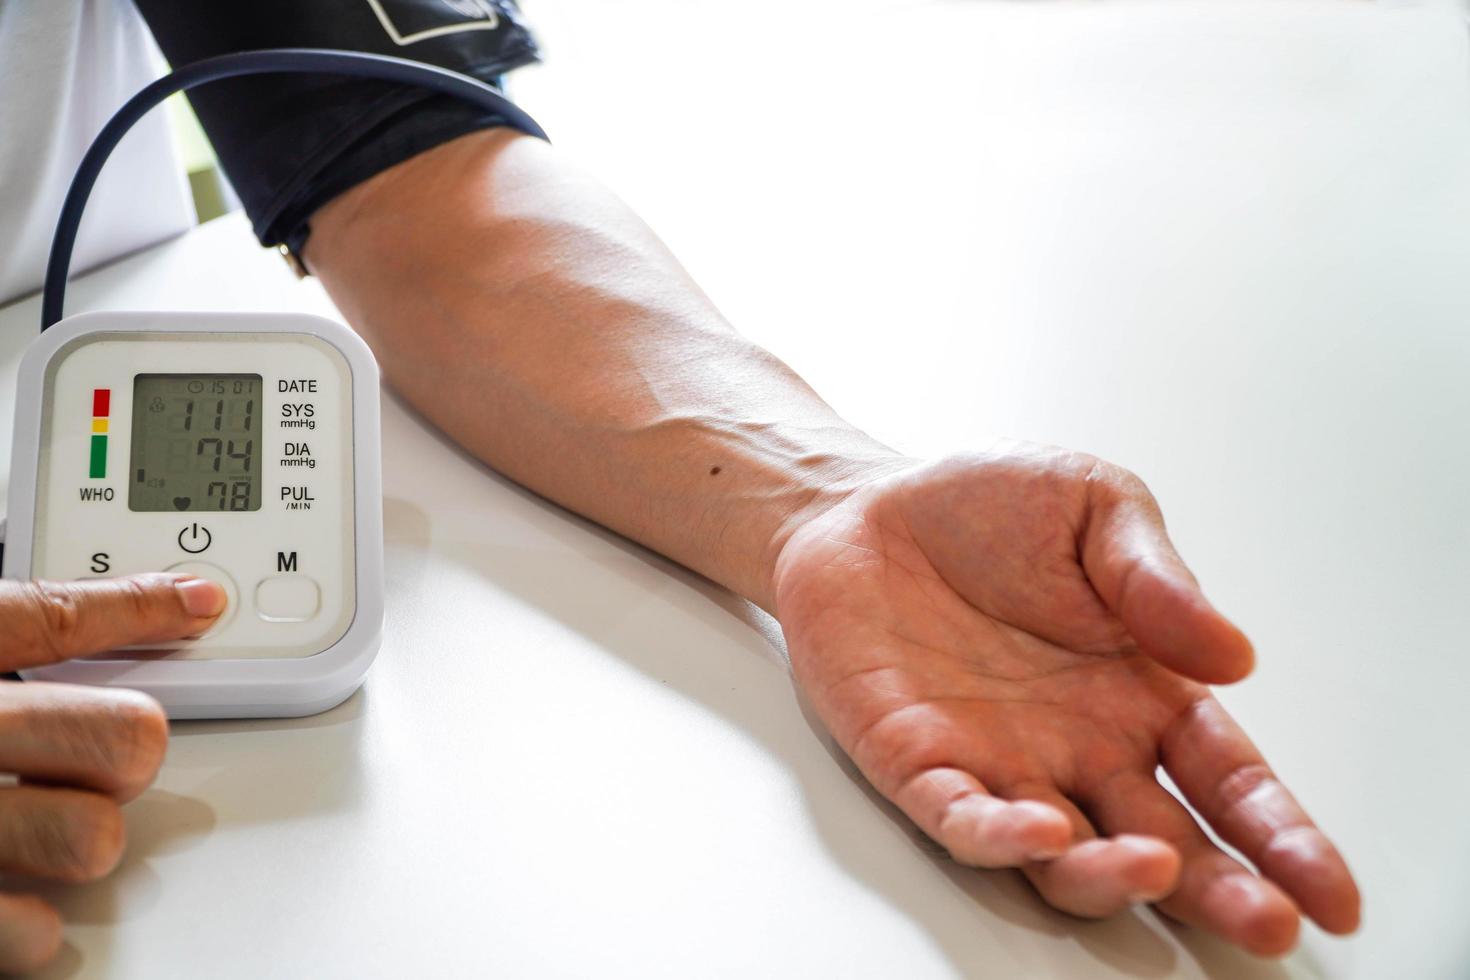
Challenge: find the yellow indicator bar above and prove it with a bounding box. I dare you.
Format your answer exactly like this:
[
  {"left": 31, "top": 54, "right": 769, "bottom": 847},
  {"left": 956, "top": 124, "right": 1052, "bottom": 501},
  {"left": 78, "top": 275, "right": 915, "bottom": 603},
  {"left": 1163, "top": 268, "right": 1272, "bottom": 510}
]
[{"left": 91, "top": 418, "right": 108, "bottom": 434}]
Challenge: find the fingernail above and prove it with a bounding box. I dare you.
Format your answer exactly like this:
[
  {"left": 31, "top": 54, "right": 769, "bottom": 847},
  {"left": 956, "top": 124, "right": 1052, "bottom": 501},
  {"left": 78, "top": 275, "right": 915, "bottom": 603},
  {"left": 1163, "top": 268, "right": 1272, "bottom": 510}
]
[
  {"left": 1028, "top": 846, "right": 1067, "bottom": 861},
  {"left": 176, "top": 577, "right": 226, "bottom": 618},
  {"left": 1127, "top": 891, "right": 1158, "bottom": 905}
]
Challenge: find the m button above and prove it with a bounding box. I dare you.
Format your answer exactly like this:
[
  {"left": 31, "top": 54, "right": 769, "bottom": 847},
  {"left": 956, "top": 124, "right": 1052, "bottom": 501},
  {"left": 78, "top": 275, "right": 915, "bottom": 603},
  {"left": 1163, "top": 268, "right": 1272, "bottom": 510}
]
[{"left": 255, "top": 576, "right": 321, "bottom": 623}]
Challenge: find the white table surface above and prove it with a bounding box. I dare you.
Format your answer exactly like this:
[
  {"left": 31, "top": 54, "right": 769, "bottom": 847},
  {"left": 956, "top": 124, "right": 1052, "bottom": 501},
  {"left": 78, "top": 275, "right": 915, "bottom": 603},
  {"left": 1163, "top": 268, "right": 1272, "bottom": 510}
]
[{"left": 1, "top": 1, "right": 1467, "bottom": 976}]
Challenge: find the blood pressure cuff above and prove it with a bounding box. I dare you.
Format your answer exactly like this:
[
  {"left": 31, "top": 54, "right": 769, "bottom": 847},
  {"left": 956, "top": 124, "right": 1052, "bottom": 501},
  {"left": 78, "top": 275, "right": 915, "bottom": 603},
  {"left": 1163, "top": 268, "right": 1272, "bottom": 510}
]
[{"left": 131, "top": 0, "right": 542, "bottom": 262}]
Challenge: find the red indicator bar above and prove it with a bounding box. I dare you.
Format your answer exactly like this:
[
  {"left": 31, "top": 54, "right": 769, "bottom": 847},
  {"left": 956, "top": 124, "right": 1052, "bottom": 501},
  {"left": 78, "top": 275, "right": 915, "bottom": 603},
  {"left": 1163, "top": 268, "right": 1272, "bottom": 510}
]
[{"left": 92, "top": 388, "right": 110, "bottom": 417}]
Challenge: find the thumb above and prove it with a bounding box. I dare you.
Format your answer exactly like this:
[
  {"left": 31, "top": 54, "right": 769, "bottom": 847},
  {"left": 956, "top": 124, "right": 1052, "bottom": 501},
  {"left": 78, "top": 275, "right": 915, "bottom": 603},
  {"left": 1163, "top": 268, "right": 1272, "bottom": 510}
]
[
  {"left": 1080, "top": 474, "right": 1254, "bottom": 685},
  {"left": 0, "top": 574, "right": 227, "bottom": 672}
]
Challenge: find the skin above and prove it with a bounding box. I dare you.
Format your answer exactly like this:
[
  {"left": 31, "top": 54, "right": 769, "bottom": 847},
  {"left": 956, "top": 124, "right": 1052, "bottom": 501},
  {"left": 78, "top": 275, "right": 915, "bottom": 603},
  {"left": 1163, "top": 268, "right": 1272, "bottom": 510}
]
[
  {"left": 774, "top": 448, "right": 1358, "bottom": 954},
  {"left": 0, "top": 574, "right": 224, "bottom": 972},
  {"left": 304, "top": 129, "right": 1361, "bottom": 956}
]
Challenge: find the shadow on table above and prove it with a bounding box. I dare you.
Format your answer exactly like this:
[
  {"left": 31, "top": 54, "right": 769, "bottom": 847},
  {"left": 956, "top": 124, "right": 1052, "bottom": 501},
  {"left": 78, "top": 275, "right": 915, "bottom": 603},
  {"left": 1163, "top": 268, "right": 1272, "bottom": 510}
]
[
  {"left": 24, "top": 692, "right": 367, "bottom": 979},
  {"left": 22, "top": 790, "right": 219, "bottom": 980},
  {"left": 402, "top": 436, "right": 1305, "bottom": 980}
]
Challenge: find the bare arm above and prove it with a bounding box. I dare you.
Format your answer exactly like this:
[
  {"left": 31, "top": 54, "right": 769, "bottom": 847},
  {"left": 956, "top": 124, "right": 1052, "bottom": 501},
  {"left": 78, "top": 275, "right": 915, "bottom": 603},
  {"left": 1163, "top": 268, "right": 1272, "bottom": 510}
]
[
  {"left": 304, "top": 128, "right": 1359, "bottom": 956},
  {"left": 305, "top": 129, "right": 904, "bottom": 612}
]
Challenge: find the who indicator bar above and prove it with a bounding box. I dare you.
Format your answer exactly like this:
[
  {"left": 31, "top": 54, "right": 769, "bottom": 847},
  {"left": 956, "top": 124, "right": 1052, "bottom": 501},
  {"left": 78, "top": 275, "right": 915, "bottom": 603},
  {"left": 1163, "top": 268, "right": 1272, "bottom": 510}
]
[
  {"left": 88, "top": 387, "right": 111, "bottom": 479},
  {"left": 88, "top": 435, "right": 108, "bottom": 479}
]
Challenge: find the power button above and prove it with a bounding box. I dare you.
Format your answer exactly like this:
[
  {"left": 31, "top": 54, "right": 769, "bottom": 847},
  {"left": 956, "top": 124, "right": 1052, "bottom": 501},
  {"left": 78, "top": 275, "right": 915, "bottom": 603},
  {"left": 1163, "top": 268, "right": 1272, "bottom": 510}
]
[{"left": 177, "top": 523, "right": 212, "bottom": 554}]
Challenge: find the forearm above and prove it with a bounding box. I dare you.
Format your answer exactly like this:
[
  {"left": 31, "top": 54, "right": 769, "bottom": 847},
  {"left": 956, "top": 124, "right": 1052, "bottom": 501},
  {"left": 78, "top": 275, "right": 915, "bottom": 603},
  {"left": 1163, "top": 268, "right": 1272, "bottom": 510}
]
[{"left": 304, "top": 129, "right": 906, "bottom": 612}]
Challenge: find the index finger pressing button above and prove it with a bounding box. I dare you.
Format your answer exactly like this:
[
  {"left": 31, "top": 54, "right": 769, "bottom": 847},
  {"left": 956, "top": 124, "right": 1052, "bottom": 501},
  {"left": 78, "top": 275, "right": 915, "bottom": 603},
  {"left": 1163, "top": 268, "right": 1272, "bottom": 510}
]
[{"left": 162, "top": 562, "right": 238, "bottom": 638}]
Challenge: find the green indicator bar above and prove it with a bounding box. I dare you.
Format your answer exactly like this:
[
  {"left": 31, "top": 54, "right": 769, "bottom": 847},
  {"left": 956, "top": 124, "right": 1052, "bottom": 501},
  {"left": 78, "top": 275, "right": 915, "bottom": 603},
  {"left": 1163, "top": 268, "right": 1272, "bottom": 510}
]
[{"left": 89, "top": 435, "right": 107, "bottom": 479}]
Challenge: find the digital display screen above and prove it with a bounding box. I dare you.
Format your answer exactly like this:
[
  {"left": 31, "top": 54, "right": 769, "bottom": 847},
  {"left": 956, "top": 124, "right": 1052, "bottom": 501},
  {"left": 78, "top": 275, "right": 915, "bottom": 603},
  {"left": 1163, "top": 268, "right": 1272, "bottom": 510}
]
[{"left": 129, "top": 374, "right": 262, "bottom": 512}]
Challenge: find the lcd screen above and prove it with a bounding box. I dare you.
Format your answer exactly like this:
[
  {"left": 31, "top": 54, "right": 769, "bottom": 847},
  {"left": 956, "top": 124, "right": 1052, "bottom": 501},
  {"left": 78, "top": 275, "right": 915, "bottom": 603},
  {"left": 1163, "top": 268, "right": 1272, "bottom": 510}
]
[{"left": 129, "top": 374, "right": 262, "bottom": 512}]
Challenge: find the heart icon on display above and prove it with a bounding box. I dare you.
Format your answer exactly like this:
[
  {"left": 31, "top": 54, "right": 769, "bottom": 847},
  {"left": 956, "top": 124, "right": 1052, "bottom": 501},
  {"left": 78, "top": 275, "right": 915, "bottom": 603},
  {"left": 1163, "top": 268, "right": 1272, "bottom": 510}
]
[{"left": 173, "top": 497, "right": 191, "bottom": 510}]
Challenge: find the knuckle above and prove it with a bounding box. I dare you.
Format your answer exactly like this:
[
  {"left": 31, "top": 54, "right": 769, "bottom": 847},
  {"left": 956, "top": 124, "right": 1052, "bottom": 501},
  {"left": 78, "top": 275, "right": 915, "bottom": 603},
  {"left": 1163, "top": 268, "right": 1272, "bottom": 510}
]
[
  {"left": 32, "top": 691, "right": 168, "bottom": 796},
  {"left": 0, "top": 896, "right": 62, "bottom": 974},
  {"left": 18, "top": 582, "right": 84, "bottom": 659},
  {"left": 38, "top": 709, "right": 124, "bottom": 780},
  {"left": 33, "top": 795, "right": 125, "bottom": 882},
  {"left": 1073, "top": 452, "right": 1107, "bottom": 483},
  {"left": 1081, "top": 455, "right": 1148, "bottom": 497},
  {"left": 104, "top": 693, "right": 170, "bottom": 795},
  {"left": 63, "top": 795, "right": 126, "bottom": 881},
  {"left": 931, "top": 794, "right": 1009, "bottom": 866},
  {"left": 1213, "top": 762, "right": 1276, "bottom": 820},
  {"left": 1258, "top": 824, "right": 1321, "bottom": 864},
  {"left": 851, "top": 703, "right": 964, "bottom": 789},
  {"left": 116, "top": 576, "right": 157, "bottom": 624},
  {"left": 1120, "top": 470, "right": 1153, "bottom": 500}
]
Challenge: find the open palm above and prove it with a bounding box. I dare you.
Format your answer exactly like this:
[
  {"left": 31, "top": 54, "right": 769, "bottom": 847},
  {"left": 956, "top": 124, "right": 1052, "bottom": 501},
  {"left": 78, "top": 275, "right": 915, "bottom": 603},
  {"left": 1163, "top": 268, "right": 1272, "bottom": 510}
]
[{"left": 772, "top": 444, "right": 1359, "bottom": 957}]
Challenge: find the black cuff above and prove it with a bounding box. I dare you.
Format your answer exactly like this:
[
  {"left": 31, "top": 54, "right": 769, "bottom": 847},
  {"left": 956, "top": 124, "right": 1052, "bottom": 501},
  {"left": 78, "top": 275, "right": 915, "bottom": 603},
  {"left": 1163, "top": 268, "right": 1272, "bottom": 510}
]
[
  {"left": 278, "top": 85, "right": 530, "bottom": 266},
  {"left": 131, "top": 0, "right": 542, "bottom": 251}
]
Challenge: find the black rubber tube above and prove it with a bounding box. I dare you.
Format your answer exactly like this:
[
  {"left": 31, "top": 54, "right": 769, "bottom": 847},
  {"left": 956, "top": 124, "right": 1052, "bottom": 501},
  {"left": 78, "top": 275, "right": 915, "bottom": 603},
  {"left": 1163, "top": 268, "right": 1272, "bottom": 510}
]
[{"left": 41, "top": 48, "right": 549, "bottom": 330}]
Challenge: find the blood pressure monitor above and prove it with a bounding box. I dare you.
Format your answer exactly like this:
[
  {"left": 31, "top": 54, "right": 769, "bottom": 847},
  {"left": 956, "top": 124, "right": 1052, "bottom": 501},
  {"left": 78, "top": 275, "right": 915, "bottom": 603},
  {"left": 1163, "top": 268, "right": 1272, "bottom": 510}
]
[
  {"left": 4, "top": 48, "right": 547, "bottom": 719},
  {"left": 3, "top": 311, "right": 384, "bottom": 718}
]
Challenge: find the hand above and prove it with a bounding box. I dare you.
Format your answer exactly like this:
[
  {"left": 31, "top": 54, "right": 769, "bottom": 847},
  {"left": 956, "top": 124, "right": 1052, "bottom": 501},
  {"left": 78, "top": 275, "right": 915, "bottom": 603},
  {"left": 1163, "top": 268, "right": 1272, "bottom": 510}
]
[
  {"left": 0, "top": 573, "right": 225, "bottom": 972},
  {"left": 772, "top": 443, "right": 1360, "bottom": 957}
]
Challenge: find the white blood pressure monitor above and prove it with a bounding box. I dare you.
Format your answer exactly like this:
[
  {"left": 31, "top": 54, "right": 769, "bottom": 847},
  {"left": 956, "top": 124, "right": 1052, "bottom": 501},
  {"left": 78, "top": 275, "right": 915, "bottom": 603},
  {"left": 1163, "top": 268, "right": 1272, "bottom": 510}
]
[
  {"left": 6, "top": 47, "right": 544, "bottom": 720},
  {"left": 3, "top": 311, "right": 384, "bottom": 719}
]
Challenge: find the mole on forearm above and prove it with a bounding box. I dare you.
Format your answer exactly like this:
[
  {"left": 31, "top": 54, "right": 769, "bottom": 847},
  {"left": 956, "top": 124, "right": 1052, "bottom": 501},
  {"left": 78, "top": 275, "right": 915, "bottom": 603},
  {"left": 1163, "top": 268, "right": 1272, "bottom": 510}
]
[{"left": 709, "top": 466, "right": 722, "bottom": 476}]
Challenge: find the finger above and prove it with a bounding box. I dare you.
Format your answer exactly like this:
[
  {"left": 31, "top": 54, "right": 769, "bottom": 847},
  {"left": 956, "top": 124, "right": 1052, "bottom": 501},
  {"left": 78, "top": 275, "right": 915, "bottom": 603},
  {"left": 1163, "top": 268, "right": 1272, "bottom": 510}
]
[
  {"left": 1079, "top": 766, "right": 1303, "bottom": 957},
  {"left": 1162, "top": 697, "right": 1361, "bottom": 935},
  {"left": 1012, "top": 786, "right": 1181, "bottom": 918},
  {"left": 0, "top": 893, "right": 62, "bottom": 973},
  {"left": 1080, "top": 466, "right": 1255, "bottom": 684},
  {"left": 0, "top": 786, "right": 126, "bottom": 883},
  {"left": 894, "top": 767, "right": 1074, "bottom": 867},
  {"left": 0, "top": 682, "right": 168, "bottom": 802},
  {"left": 0, "top": 573, "right": 226, "bottom": 672}
]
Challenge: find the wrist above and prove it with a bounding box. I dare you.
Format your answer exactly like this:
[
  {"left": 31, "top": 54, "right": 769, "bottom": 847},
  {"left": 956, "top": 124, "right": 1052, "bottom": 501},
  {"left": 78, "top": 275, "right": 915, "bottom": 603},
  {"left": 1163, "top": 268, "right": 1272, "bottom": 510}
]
[{"left": 753, "top": 447, "right": 917, "bottom": 615}]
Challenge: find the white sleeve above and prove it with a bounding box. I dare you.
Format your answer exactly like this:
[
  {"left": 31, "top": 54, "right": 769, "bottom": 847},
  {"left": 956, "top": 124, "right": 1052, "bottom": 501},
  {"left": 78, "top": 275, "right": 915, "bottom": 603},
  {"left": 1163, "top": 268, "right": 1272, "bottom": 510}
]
[{"left": 0, "top": 0, "right": 196, "bottom": 307}]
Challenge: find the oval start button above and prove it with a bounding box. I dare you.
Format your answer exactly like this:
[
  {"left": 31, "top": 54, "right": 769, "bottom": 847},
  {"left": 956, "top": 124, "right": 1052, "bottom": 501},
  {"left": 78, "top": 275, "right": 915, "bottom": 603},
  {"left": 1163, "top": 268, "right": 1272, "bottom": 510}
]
[{"left": 163, "top": 561, "right": 239, "bottom": 638}]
